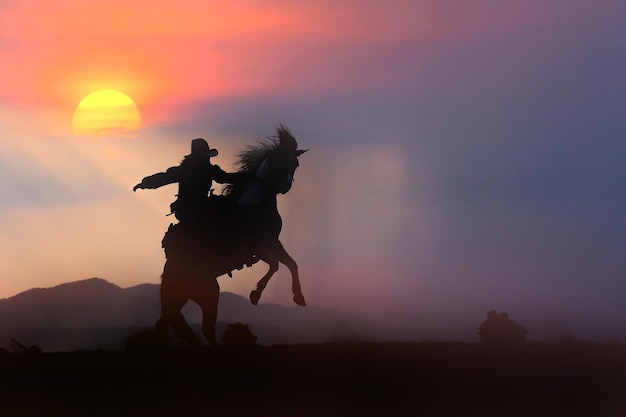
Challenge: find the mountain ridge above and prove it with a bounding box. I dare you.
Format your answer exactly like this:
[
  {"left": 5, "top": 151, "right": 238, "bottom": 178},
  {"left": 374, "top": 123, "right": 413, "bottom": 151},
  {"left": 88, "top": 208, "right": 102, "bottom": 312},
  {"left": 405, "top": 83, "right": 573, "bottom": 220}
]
[{"left": 0, "top": 278, "right": 368, "bottom": 351}]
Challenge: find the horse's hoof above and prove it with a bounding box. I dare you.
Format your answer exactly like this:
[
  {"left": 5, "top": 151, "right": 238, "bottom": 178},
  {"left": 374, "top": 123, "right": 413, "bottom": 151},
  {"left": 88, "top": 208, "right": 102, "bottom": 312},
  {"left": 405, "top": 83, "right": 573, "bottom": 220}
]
[
  {"left": 293, "top": 294, "right": 306, "bottom": 306},
  {"left": 250, "top": 290, "right": 261, "bottom": 306}
]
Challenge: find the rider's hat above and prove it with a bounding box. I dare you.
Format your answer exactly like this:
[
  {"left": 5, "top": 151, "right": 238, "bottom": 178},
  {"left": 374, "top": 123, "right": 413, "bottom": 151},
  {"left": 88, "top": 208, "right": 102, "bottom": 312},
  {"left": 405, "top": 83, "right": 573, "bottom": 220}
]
[{"left": 189, "top": 138, "right": 218, "bottom": 157}]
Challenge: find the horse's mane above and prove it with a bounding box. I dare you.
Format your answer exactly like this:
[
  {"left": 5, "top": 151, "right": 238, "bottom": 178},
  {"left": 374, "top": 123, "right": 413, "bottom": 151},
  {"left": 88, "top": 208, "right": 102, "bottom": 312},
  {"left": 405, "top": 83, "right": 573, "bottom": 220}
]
[{"left": 223, "top": 124, "right": 295, "bottom": 196}]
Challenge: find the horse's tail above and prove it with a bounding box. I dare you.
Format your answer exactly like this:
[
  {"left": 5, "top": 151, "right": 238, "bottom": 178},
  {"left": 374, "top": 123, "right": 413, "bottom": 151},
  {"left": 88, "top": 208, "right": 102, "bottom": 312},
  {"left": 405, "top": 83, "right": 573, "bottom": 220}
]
[{"left": 161, "top": 222, "right": 201, "bottom": 258}]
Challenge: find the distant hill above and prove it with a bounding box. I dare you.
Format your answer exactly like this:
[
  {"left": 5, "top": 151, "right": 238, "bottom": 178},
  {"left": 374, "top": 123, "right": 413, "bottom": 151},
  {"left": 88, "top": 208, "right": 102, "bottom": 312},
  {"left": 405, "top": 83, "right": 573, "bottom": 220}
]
[{"left": 0, "top": 278, "right": 369, "bottom": 351}]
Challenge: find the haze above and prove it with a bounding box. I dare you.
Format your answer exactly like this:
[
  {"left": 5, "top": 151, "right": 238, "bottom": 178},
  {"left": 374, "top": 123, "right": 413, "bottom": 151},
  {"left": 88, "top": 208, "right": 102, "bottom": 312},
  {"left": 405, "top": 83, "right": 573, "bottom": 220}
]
[{"left": 1, "top": 1, "right": 625, "bottom": 342}]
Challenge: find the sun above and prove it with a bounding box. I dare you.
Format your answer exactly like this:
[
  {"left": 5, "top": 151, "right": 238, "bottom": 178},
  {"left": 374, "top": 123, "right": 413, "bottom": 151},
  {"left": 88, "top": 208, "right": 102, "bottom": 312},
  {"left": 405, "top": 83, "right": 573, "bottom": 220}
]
[{"left": 73, "top": 90, "right": 142, "bottom": 138}]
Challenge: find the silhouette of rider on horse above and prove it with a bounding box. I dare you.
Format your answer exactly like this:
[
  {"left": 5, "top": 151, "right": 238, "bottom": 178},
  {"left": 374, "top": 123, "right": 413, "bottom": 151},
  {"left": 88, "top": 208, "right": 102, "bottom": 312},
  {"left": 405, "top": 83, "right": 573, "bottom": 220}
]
[
  {"left": 133, "top": 125, "right": 306, "bottom": 347},
  {"left": 133, "top": 138, "right": 240, "bottom": 227}
]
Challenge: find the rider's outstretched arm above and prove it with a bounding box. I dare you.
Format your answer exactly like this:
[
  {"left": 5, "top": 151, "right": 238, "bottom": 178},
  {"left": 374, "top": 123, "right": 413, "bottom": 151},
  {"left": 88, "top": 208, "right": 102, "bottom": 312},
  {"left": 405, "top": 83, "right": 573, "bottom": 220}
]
[{"left": 133, "top": 167, "right": 180, "bottom": 191}]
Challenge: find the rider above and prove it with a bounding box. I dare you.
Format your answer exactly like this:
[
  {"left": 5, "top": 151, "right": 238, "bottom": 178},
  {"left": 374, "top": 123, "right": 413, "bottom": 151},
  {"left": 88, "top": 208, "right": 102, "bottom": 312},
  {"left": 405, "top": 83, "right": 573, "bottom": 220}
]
[{"left": 133, "top": 138, "right": 240, "bottom": 226}]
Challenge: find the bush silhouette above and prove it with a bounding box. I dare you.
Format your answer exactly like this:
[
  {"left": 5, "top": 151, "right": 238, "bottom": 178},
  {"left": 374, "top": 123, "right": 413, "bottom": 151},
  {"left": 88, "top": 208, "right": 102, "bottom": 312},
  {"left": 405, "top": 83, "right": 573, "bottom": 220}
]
[
  {"left": 221, "top": 322, "right": 258, "bottom": 348},
  {"left": 478, "top": 310, "right": 528, "bottom": 344}
]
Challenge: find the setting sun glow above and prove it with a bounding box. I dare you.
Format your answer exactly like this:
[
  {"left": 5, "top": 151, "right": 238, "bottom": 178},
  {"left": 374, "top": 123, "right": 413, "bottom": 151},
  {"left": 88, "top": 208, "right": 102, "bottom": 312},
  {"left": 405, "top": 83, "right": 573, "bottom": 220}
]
[{"left": 73, "top": 90, "right": 142, "bottom": 138}]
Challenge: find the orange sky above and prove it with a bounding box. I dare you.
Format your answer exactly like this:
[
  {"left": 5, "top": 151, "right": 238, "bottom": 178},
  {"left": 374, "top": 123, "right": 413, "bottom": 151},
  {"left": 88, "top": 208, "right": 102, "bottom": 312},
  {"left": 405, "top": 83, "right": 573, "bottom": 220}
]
[
  {"left": 0, "top": 1, "right": 552, "bottom": 127},
  {"left": 1, "top": 1, "right": 394, "bottom": 121}
]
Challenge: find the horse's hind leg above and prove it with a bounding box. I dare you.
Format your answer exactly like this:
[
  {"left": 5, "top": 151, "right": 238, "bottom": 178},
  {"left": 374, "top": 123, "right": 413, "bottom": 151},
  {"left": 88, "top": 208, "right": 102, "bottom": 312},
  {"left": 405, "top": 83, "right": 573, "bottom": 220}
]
[
  {"left": 191, "top": 279, "right": 220, "bottom": 348},
  {"left": 155, "top": 315, "right": 169, "bottom": 338},
  {"left": 159, "top": 265, "right": 205, "bottom": 347},
  {"left": 160, "top": 305, "right": 203, "bottom": 347}
]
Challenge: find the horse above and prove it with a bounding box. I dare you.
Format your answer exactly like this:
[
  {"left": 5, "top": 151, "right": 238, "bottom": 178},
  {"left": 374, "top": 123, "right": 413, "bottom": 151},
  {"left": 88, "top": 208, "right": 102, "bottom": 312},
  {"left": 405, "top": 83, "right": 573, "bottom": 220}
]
[{"left": 155, "top": 124, "right": 307, "bottom": 347}]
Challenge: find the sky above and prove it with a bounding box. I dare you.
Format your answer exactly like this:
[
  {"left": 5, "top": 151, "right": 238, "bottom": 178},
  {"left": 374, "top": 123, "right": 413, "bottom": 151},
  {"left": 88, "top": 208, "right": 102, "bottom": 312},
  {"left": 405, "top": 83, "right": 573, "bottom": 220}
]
[{"left": 1, "top": 0, "right": 625, "bottom": 342}]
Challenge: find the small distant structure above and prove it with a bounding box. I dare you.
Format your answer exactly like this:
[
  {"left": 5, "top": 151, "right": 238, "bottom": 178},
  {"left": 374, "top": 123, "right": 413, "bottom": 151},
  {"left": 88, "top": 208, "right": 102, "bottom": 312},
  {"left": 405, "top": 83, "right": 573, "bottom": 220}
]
[{"left": 478, "top": 310, "right": 528, "bottom": 344}]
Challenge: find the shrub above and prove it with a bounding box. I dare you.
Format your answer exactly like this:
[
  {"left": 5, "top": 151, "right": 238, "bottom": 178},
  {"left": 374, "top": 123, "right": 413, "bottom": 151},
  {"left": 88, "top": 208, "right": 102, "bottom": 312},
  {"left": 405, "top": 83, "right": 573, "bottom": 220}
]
[
  {"left": 478, "top": 310, "right": 528, "bottom": 344},
  {"left": 221, "top": 322, "right": 258, "bottom": 348}
]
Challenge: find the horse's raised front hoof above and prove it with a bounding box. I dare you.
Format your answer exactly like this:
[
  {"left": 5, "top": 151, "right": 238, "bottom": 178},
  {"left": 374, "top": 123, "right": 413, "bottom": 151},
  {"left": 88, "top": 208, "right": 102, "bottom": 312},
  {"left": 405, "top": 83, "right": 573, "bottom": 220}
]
[
  {"left": 293, "top": 293, "right": 307, "bottom": 306},
  {"left": 250, "top": 290, "right": 261, "bottom": 306}
]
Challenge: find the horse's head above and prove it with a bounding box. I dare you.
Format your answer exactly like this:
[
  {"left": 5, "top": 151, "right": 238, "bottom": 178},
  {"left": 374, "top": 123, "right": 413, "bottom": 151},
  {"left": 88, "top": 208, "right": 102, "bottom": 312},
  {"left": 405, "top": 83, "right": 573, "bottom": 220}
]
[
  {"left": 229, "top": 124, "right": 306, "bottom": 206},
  {"left": 262, "top": 124, "right": 307, "bottom": 194}
]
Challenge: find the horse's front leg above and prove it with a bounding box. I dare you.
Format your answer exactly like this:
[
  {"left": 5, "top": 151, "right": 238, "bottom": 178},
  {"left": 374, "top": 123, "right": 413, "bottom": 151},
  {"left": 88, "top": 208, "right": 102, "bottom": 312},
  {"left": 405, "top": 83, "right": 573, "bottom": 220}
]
[
  {"left": 269, "top": 239, "right": 306, "bottom": 306},
  {"left": 250, "top": 249, "right": 279, "bottom": 305}
]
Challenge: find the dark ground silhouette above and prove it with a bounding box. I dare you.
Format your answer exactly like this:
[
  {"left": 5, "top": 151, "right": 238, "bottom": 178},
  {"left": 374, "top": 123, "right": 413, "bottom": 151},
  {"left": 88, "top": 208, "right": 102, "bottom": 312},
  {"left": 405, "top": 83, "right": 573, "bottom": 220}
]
[
  {"left": 0, "top": 278, "right": 362, "bottom": 351},
  {"left": 1, "top": 342, "right": 625, "bottom": 416}
]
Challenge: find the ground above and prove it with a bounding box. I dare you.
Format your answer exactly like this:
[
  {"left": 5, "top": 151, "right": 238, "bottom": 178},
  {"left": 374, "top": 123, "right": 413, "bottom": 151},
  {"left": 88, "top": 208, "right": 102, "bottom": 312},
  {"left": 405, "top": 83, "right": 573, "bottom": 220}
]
[{"left": 1, "top": 342, "right": 625, "bottom": 416}]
